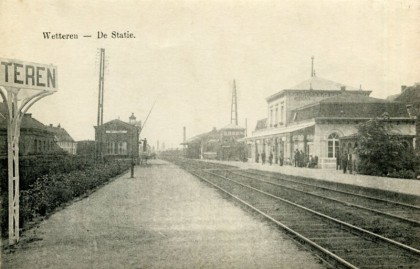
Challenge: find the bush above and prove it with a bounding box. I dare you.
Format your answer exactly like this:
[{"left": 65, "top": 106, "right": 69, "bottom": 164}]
[
  {"left": 356, "top": 118, "right": 416, "bottom": 178},
  {"left": 0, "top": 153, "right": 96, "bottom": 191}
]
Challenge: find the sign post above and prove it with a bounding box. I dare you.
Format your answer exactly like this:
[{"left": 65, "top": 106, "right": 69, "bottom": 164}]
[{"left": 0, "top": 58, "right": 57, "bottom": 245}]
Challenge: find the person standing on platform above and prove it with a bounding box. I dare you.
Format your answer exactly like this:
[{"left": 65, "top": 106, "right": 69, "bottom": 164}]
[
  {"left": 342, "top": 151, "right": 348, "bottom": 174},
  {"left": 269, "top": 152, "right": 273, "bottom": 165},
  {"left": 261, "top": 152, "right": 266, "bottom": 165},
  {"left": 299, "top": 150, "right": 305, "bottom": 167},
  {"left": 294, "top": 149, "right": 299, "bottom": 167}
]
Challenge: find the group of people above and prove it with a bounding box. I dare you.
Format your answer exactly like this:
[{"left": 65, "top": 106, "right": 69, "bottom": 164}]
[
  {"left": 255, "top": 151, "right": 284, "bottom": 166},
  {"left": 339, "top": 151, "right": 357, "bottom": 174},
  {"left": 255, "top": 149, "right": 318, "bottom": 168},
  {"left": 294, "top": 149, "right": 318, "bottom": 168}
]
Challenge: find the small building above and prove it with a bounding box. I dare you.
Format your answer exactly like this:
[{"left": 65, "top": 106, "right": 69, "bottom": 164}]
[
  {"left": 46, "top": 124, "right": 77, "bottom": 155},
  {"left": 94, "top": 114, "right": 140, "bottom": 161}
]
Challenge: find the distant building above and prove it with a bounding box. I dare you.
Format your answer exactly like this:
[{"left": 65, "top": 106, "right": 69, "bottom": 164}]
[
  {"left": 76, "top": 140, "right": 96, "bottom": 157},
  {"left": 182, "top": 125, "right": 246, "bottom": 161},
  {"left": 245, "top": 76, "right": 415, "bottom": 168},
  {"left": 0, "top": 102, "right": 58, "bottom": 156},
  {"left": 95, "top": 113, "right": 140, "bottom": 160},
  {"left": 219, "top": 123, "right": 246, "bottom": 160},
  {"left": 182, "top": 127, "right": 220, "bottom": 159},
  {"left": 387, "top": 83, "right": 420, "bottom": 153},
  {"left": 46, "top": 124, "right": 77, "bottom": 154}
]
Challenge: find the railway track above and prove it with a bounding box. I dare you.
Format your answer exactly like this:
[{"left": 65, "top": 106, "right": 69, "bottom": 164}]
[
  {"left": 214, "top": 169, "right": 420, "bottom": 250},
  {"left": 165, "top": 157, "right": 420, "bottom": 269}
]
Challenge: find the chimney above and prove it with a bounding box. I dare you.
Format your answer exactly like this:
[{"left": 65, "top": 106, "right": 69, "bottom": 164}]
[
  {"left": 401, "top": 85, "right": 407, "bottom": 92},
  {"left": 340, "top": 86, "right": 346, "bottom": 91},
  {"left": 183, "top": 126, "right": 186, "bottom": 143},
  {"left": 49, "top": 124, "right": 53, "bottom": 127}
]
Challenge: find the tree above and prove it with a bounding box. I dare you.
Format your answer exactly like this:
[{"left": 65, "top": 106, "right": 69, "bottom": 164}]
[{"left": 355, "top": 117, "right": 415, "bottom": 178}]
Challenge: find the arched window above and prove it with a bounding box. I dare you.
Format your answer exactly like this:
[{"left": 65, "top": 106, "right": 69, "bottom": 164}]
[{"left": 327, "top": 133, "right": 340, "bottom": 158}]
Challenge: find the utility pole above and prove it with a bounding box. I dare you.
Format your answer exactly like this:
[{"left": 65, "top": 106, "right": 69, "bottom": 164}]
[
  {"left": 96, "top": 48, "right": 105, "bottom": 161},
  {"left": 231, "top": 80, "right": 238, "bottom": 125}
]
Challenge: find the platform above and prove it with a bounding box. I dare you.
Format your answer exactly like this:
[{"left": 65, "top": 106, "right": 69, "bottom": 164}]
[
  {"left": 203, "top": 159, "right": 420, "bottom": 197},
  {"left": 2, "top": 160, "right": 326, "bottom": 269}
]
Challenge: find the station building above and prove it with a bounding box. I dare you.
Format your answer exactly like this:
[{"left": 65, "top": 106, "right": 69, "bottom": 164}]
[
  {"left": 245, "top": 76, "right": 416, "bottom": 168},
  {"left": 94, "top": 113, "right": 141, "bottom": 160}
]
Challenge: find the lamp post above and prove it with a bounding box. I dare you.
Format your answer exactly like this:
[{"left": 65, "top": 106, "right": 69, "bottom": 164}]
[{"left": 129, "top": 113, "right": 137, "bottom": 178}]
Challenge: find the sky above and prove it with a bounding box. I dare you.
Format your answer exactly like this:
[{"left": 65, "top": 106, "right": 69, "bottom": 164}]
[{"left": 0, "top": 0, "right": 419, "bottom": 149}]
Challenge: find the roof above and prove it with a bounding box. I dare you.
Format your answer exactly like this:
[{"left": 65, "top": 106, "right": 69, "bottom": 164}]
[
  {"left": 96, "top": 119, "right": 138, "bottom": 130},
  {"left": 266, "top": 76, "right": 369, "bottom": 102},
  {"left": 386, "top": 84, "right": 420, "bottom": 103},
  {"left": 291, "top": 93, "right": 410, "bottom": 121},
  {"left": 293, "top": 93, "right": 392, "bottom": 112},
  {"left": 220, "top": 123, "right": 245, "bottom": 130},
  {"left": 319, "top": 93, "right": 390, "bottom": 104},
  {"left": 182, "top": 128, "right": 219, "bottom": 144},
  {"left": 0, "top": 102, "right": 50, "bottom": 131},
  {"left": 291, "top": 76, "right": 359, "bottom": 91},
  {"left": 255, "top": 118, "right": 267, "bottom": 131},
  {"left": 340, "top": 131, "right": 415, "bottom": 140},
  {"left": 386, "top": 93, "right": 399, "bottom": 101},
  {"left": 46, "top": 125, "right": 75, "bottom": 142},
  {"left": 248, "top": 120, "right": 315, "bottom": 140}
]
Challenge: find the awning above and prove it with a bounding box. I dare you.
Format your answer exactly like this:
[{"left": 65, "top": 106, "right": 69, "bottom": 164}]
[{"left": 244, "top": 120, "right": 315, "bottom": 140}]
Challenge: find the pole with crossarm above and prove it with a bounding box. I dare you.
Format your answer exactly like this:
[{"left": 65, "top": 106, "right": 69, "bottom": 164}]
[{"left": 0, "top": 58, "right": 57, "bottom": 245}]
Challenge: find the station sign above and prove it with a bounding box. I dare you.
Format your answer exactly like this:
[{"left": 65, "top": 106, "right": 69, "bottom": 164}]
[
  {"left": 0, "top": 58, "right": 57, "bottom": 91},
  {"left": 106, "top": 130, "right": 128, "bottom": 134}
]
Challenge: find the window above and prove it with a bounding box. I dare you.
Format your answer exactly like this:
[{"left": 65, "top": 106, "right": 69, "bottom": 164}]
[
  {"left": 280, "top": 102, "right": 284, "bottom": 124},
  {"left": 270, "top": 107, "right": 273, "bottom": 127},
  {"left": 327, "top": 133, "right": 340, "bottom": 158},
  {"left": 117, "top": 142, "right": 127, "bottom": 155},
  {"left": 122, "top": 142, "right": 127, "bottom": 154},
  {"left": 275, "top": 105, "right": 278, "bottom": 126}
]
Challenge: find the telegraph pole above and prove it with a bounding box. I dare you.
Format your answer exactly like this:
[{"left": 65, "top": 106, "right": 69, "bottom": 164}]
[{"left": 96, "top": 48, "right": 105, "bottom": 161}]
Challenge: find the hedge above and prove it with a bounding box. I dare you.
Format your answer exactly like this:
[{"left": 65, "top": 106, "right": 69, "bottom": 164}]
[{"left": 1, "top": 158, "right": 130, "bottom": 237}]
